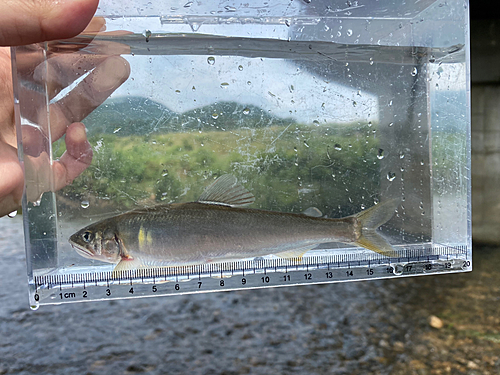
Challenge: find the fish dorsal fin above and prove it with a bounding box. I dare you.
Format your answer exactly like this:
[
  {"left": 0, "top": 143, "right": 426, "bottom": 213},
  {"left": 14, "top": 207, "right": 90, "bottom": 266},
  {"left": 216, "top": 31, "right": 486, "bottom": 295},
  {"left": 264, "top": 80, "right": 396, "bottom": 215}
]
[
  {"left": 302, "top": 207, "right": 323, "bottom": 217},
  {"left": 197, "top": 174, "right": 255, "bottom": 207}
]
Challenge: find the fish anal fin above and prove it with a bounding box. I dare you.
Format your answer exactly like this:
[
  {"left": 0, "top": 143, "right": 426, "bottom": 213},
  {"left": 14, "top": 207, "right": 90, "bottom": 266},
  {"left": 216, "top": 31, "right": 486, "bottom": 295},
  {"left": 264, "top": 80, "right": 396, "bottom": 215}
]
[
  {"left": 274, "top": 246, "right": 314, "bottom": 262},
  {"left": 198, "top": 174, "right": 255, "bottom": 207}
]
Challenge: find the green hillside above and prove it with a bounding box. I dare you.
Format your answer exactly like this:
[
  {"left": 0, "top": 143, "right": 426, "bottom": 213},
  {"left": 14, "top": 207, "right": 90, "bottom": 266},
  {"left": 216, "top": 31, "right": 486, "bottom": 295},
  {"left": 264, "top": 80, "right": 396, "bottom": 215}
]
[
  {"left": 57, "top": 121, "right": 381, "bottom": 217},
  {"left": 83, "top": 97, "right": 292, "bottom": 136}
]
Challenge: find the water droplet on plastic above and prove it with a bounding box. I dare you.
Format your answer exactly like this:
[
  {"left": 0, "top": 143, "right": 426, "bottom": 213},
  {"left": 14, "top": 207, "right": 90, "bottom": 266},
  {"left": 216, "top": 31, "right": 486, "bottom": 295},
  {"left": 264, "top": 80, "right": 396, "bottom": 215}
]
[
  {"left": 369, "top": 57, "right": 374, "bottom": 65},
  {"left": 388, "top": 122, "right": 394, "bottom": 127},
  {"left": 81, "top": 200, "right": 90, "bottom": 209},
  {"left": 162, "top": 169, "right": 169, "bottom": 177},
  {"left": 175, "top": 89, "right": 181, "bottom": 94},
  {"left": 247, "top": 81, "right": 251, "bottom": 85},
  {"left": 346, "top": 29, "right": 353, "bottom": 36},
  {"left": 387, "top": 172, "right": 396, "bottom": 181},
  {"left": 392, "top": 264, "right": 404, "bottom": 275},
  {"left": 192, "top": 86, "right": 196, "bottom": 91},
  {"left": 304, "top": 141, "right": 309, "bottom": 148},
  {"left": 285, "top": 19, "right": 291, "bottom": 27},
  {"left": 207, "top": 56, "right": 215, "bottom": 65},
  {"left": 212, "top": 113, "right": 219, "bottom": 119},
  {"left": 360, "top": 204, "right": 366, "bottom": 210},
  {"left": 190, "top": 22, "right": 201, "bottom": 31},
  {"left": 411, "top": 67, "right": 418, "bottom": 76},
  {"left": 420, "top": 160, "right": 425, "bottom": 166},
  {"left": 30, "top": 304, "right": 40, "bottom": 311},
  {"left": 377, "top": 148, "right": 384, "bottom": 159},
  {"left": 388, "top": 100, "right": 393, "bottom": 106},
  {"left": 113, "top": 127, "right": 121, "bottom": 134},
  {"left": 220, "top": 82, "right": 229, "bottom": 88},
  {"left": 313, "top": 120, "right": 320, "bottom": 126},
  {"left": 224, "top": 5, "right": 237, "bottom": 11},
  {"left": 368, "top": 121, "right": 372, "bottom": 127},
  {"left": 184, "top": 1, "right": 193, "bottom": 7},
  {"left": 143, "top": 29, "right": 152, "bottom": 39},
  {"left": 399, "top": 151, "right": 405, "bottom": 159},
  {"left": 334, "top": 144, "right": 342, "bottom": 151},
  {"left": 243, "top": 108, "right": 250, "bottom": 115},
  {"left": 303, "top": 0, "right": 311, "bottom": 3},
  {"left": 238, "top": 65, "right": 243, "bottom": 71},
  {"left": 7, "top": 210, "right": 17, "bottom": 218}
]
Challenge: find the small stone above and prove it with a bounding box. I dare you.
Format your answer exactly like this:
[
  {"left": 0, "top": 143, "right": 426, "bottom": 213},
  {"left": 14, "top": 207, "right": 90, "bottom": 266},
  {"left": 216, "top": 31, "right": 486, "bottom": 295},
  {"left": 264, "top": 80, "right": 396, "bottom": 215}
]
[
  {"left": 410, "top": 359, "right": 427, "bottom": 370},
  {"left": 429, "top": 315, "right": 443, "bottom": 329},
  {"left": 467, "top": 361, "right": 479, "bottom": 369},
  {"left": 393, "top": 341, "right": 405, "bottom": 352},
  {"left": 379, "top": 339, "right": 390, "bottom": 348},
  {"left": 414, "top": 344, "right": 430, "bottom": 357}
]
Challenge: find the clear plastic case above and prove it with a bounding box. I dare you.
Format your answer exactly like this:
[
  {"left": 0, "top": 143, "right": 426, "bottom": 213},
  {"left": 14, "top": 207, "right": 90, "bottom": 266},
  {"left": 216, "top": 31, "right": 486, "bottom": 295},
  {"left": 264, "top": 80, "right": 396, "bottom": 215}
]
[{"left": 12, "top": 0, "right": 471, "bottom": 308}]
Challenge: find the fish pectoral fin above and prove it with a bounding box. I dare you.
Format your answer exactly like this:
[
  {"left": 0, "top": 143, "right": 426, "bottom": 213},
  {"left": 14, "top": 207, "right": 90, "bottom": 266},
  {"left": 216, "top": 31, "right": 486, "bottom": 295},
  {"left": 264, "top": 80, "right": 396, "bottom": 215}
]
[
  {"left": 274, "top": 246, "right": 314, "bottom": 262},
  {"left": 112, "top": 258, "right": 145, "bottom": 278},
  {"left": 197, "top": 174, "right": 255, "bottom": 207},
  {"left": 354, "top": 230, "right": 397, "bottom": 258}
]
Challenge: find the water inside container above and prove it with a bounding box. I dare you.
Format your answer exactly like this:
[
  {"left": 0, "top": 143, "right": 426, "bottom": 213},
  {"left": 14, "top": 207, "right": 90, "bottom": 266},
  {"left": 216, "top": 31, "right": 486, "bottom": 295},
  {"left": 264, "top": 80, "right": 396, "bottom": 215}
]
[{"left": 12, "top": 2, "right": 471, "bottom": 306}]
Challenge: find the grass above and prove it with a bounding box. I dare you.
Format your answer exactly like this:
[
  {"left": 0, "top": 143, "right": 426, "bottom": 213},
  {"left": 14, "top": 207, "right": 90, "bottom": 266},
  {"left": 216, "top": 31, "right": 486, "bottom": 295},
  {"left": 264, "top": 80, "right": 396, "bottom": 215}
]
[{"left": 55, "top": 123, "right": 384, "bottom": 216}]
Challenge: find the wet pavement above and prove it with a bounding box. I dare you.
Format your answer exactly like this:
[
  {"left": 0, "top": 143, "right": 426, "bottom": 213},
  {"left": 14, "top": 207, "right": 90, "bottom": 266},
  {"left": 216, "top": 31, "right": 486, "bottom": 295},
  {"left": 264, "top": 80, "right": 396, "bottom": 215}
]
[{"left": 1, "top": 215, "right": 499, "bottom": 375}]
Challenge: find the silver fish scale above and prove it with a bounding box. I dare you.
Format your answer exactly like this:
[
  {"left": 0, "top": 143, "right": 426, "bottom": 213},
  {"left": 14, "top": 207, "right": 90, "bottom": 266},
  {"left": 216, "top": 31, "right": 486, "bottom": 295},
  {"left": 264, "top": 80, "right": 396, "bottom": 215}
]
[{"left": 114, "top": 202, "right": 355, "bottom": 265}]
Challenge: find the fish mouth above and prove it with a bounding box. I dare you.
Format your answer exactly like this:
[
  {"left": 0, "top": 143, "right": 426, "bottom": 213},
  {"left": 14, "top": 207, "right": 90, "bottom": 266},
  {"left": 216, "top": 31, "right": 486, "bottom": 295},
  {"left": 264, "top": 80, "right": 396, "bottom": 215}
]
[{"left": 70, "top": 243, "right": 95, "bottom": 260}]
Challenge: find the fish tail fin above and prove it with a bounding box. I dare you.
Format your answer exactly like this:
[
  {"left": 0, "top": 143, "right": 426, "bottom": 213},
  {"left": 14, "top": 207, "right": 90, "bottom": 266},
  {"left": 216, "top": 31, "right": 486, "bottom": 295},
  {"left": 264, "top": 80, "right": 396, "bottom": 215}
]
[{"left": 353, "top": 198, "right": 400, "bottom": 257}]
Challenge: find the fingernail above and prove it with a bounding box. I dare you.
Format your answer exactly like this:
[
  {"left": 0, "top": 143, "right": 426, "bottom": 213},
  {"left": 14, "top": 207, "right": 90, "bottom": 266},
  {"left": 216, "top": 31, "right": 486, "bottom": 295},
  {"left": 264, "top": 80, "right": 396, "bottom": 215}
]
[{"left": 69, "top": 122, "right": 87, "bottom": 143}]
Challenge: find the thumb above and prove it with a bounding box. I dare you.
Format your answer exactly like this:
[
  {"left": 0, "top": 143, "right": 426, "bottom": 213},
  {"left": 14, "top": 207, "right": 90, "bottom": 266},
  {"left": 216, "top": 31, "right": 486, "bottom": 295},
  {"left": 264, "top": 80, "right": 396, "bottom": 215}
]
[{"left": 0, "top": 0, "right": 99, "bottom": 46}]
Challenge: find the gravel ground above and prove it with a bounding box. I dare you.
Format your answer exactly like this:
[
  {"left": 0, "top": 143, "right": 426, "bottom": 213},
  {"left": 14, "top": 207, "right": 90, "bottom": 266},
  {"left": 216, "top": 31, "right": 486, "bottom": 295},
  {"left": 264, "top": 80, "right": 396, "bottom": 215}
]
[{"left": 1, "top": 216, "right": 499, "bottom": 375}]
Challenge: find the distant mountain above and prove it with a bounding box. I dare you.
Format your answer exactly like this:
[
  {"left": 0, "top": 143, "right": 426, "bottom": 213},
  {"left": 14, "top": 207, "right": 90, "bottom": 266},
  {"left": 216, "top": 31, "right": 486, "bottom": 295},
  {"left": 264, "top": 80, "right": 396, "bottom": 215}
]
[
  {"left": 84, "top": 96, "right": 175, "bottom": 136},
  {"left": 83, "top": 96, "right": 293, "bottom": 136}
]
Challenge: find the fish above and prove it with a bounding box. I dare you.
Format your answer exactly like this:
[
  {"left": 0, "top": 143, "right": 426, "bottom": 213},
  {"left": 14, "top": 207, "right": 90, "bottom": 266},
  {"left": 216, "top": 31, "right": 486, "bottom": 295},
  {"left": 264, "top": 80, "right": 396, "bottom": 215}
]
[{"left": 69, "top": 174, "right": 399, "bottom": 275}]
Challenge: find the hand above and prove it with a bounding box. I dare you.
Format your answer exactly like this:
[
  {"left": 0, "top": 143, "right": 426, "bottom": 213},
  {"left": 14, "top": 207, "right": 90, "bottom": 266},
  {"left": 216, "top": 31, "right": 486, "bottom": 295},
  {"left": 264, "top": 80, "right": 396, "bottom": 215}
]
[{"left": 0, "top": 1, "right": 130, "bottom": 216}]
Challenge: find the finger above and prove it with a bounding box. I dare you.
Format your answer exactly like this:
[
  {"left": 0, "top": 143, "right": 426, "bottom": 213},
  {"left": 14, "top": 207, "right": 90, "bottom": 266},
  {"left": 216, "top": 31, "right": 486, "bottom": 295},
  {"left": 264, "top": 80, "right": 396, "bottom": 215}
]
[
  {"left": 0, "top": 141, "right": 24, "bottom": 216},
  {"left": 0, "top": 0, "right": 99, "bottom": 46},
  {"left": 48, "top": 55, "right": 130, "bottom": 141},
  {"left": 35, "top": 54, "right": 110, "bottom": 99},
  {"left": 42, "top": 17, "right": 107, "bottom": 55},
  {"left": 20, "top": 125, "right": 49, "bottom": 157},
  {"left": 12, "top": 16, "right": 107, "bottom": 81},
  {"left": 34, "top": 42, "right": 131, "bottom": 99},
  {"left": 52, "top": 122, "right": 93, "bottom": 190},
  {"left": 82, "top": 17, "right": 106, "bottom": 34}
]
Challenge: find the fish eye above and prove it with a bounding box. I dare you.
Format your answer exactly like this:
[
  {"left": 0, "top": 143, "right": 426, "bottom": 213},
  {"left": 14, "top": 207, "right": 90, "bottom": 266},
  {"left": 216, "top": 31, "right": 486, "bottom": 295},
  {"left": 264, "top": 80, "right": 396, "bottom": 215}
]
[{"left": 82, "top": 231, "right": 93, "bottom": 243}]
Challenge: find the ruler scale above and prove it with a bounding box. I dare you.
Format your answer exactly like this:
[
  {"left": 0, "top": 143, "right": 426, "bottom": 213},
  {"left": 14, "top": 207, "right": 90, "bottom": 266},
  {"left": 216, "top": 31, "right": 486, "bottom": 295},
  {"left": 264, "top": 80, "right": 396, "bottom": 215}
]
[{"left": 29, "top": 245, "right": 471, "bottom": 308}]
